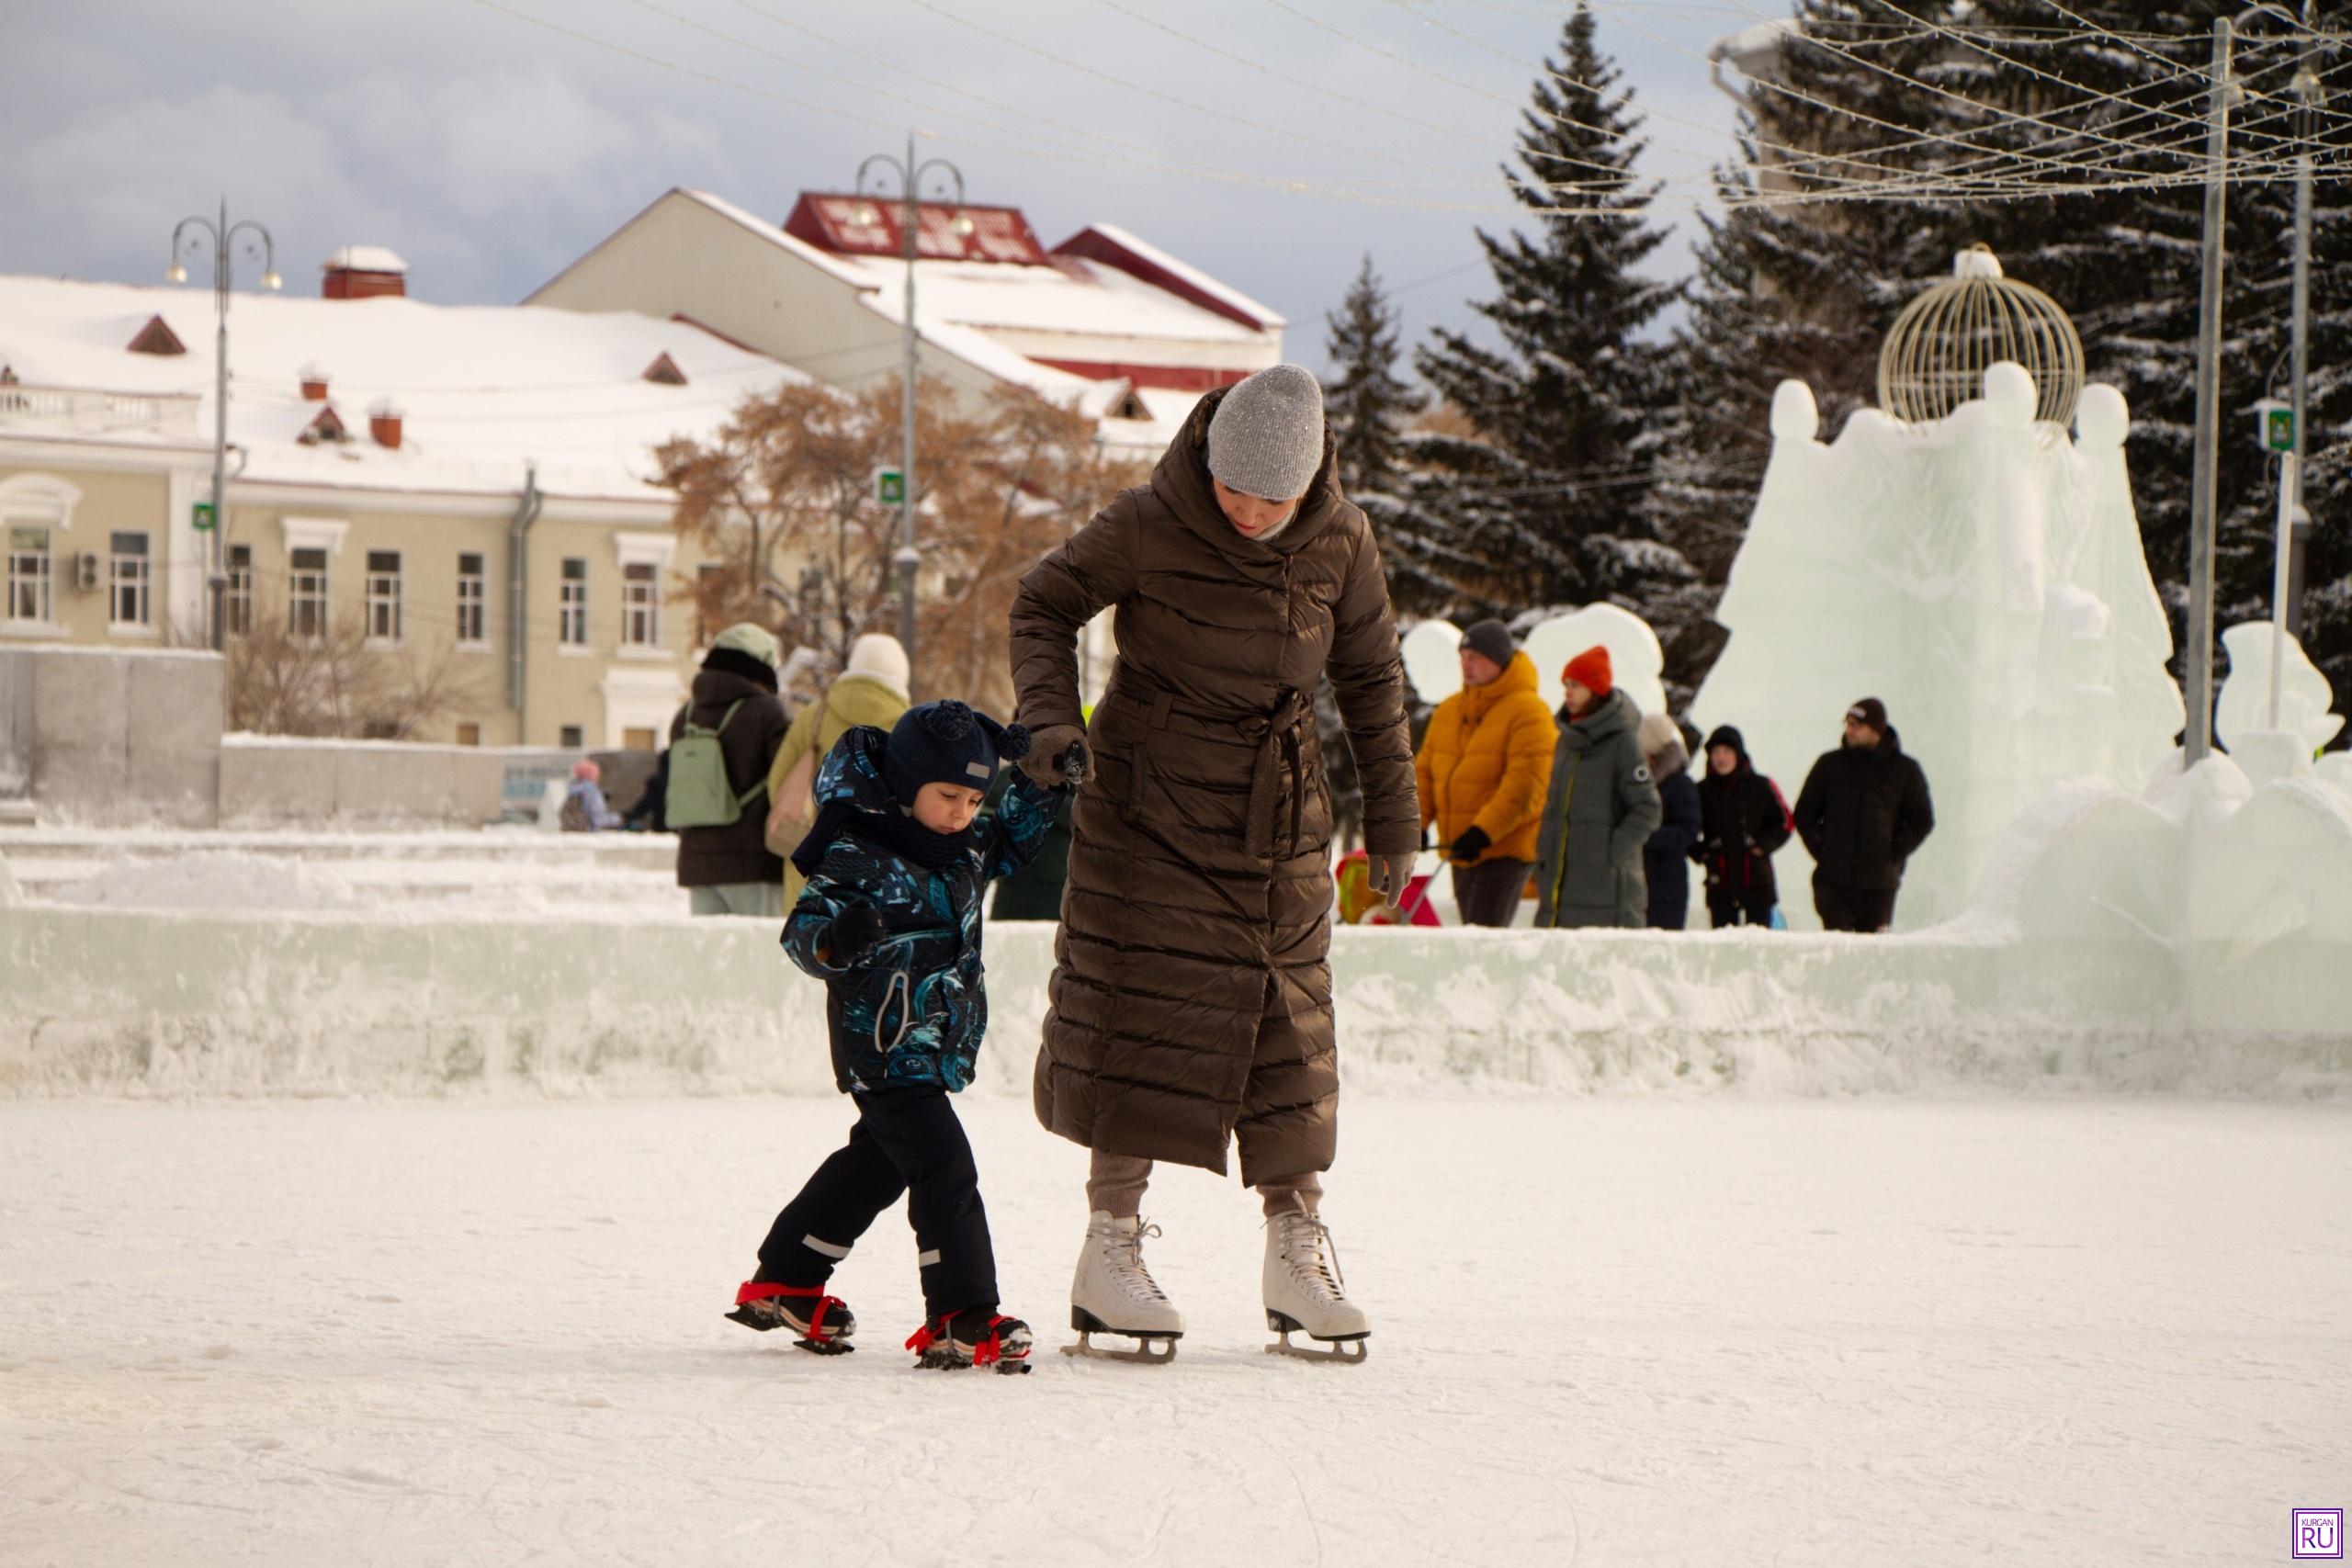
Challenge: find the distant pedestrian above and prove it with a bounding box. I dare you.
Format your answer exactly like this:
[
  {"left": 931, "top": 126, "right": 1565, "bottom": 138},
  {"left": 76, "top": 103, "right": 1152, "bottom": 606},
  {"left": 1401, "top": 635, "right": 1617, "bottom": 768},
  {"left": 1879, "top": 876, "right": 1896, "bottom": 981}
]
[
  {"left": 1414, "top": 618, "right": 1555, "bottom": 928},
  {"left": 620, "top": 750, "right": 669, "bottom": 832},
  {"left": 1532, "top": 645, "right": 1661, "bottom": 930},
  {"left": 1637, "top": 712, "right": 1701, "bottom": 930},
  {"left": 1692, "top": 726, "right": 1792, "bottom": 929},
  {"left": 560, "top": 759, "right": 620, "bottom": 832},
  {"left": 766, "top": 634, "right": 911, "bottom": 908},
  {"left": 668, "top": 623, "right": 792, "bottom": 918},
  {"left": 1793, "top": 697, "right": 1935, "bottom": 933}
]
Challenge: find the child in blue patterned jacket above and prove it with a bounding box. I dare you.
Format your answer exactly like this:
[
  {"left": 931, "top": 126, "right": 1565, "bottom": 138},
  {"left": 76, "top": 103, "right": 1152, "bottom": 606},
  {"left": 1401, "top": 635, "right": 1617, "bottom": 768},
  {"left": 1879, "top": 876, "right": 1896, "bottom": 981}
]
[{"left": 725, "top": 698, "right": 1066, "bottom": 1373}]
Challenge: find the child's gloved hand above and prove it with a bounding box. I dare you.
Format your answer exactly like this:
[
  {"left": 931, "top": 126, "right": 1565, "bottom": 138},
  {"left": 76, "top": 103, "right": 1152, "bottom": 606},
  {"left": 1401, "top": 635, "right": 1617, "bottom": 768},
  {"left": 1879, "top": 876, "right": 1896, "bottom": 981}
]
[{"left": 827, "top": 902, "right": 888, "bottom": 964}]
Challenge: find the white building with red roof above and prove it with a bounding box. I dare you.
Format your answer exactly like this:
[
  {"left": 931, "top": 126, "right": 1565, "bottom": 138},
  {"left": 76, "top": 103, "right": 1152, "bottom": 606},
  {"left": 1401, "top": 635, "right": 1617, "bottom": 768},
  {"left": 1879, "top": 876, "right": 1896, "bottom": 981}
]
[{"left": 527, "top": 187, "right": 1285, "bottom": 457}]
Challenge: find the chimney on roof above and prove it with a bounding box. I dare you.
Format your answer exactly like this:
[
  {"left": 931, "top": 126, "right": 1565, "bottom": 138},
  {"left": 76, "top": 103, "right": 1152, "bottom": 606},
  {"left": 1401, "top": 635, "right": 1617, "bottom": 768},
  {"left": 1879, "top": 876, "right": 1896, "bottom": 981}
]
[
  {"left": 322, "top": 246, "right": 409, "bottom": 300},
  {"left": 368, "top": 400, "right": 404, "bottom": 450},
  {"left": 300, "top": 365, "right": 330, "bottom": 401}
]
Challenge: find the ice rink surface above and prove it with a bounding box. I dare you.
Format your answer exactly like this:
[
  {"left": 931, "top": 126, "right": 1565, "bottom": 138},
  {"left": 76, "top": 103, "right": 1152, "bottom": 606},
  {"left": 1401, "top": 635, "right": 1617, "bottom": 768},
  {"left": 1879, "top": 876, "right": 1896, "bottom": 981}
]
[{"left": 3, "top": 1094, "right": 2346, "bottom": 1567}]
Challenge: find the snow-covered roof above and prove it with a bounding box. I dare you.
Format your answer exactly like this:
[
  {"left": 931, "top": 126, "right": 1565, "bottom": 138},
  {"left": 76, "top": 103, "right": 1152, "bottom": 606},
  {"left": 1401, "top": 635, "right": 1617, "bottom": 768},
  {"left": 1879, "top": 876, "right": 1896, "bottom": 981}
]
[
  {"left": 822, "top": 251, "right": 1270, "bottom": 346},
  {"left": 1057, "top": 224, "right": 1284, "bottom": 332},
  {"left": 0, "top": 275, "right": 809, "bottom": 504},
  {"left": 324, "top": 245, "right": 408, "bottom": 276}
]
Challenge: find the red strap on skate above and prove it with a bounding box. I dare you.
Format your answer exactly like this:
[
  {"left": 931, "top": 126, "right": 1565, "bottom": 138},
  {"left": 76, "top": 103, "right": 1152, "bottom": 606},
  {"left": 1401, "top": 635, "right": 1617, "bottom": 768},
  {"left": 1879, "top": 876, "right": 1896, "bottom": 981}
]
[
  {"left": 734, "top": 1280, "right": 839, "bottom": 1340},
  {"left": 971, "top": 1319, "right": 1004, "bottom": 1368},
  {"left": 904, "top": 1320, "right": 939, "bottom": 1354}
]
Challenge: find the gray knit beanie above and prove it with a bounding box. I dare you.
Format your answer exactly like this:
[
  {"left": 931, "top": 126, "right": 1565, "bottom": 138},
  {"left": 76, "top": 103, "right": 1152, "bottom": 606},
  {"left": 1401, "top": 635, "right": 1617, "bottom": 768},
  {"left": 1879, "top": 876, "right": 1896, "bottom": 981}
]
[
  {"left": 1460, "top": 618, "right": 1515, "bottom": 668},
  {"left": 1206, "top": 364, "right": 1327, "bottom": 501}
]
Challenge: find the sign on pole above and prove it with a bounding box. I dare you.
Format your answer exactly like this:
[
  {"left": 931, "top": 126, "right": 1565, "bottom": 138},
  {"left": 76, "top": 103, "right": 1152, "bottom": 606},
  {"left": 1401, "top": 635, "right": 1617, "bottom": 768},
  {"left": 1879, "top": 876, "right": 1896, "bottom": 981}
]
[
  {"left": 876, "top": 467, "right": 906, "bottom": 507},
  {"left": 2256, "top": 399, "right": 2297, "bottom": 455},
  {"left": 192, "top": 501, "right": 216, "bottom": 532}
]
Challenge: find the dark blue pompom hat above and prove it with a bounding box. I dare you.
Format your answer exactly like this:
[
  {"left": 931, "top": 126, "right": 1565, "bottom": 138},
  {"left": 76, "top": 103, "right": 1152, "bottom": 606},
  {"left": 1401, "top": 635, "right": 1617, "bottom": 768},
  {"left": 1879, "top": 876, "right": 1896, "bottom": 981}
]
[{"left": 882, "top": 700, "right": 1032, "bottom": 804}]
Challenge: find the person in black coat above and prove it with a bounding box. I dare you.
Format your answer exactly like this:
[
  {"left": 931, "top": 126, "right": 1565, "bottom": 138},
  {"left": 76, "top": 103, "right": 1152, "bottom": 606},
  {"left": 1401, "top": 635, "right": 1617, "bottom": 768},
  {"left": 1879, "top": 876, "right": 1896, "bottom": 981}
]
[
  {"left": 1692, "top": 725, "right": 1792, "bottom": 929},
  {"left": 1792, "top": 697, "right": 1935, "bottom": 933},
  {"left": 1637, "top": 713, "right": 1702, "bottom": 930}
]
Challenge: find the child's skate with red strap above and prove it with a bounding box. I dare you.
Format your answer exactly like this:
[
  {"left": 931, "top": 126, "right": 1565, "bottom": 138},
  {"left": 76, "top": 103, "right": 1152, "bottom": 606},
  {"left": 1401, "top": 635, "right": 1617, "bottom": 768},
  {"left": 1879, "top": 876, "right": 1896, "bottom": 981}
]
[
  {"left": 725, "top": 1280, "right": 856, "bottom": 1355},
  {"left": 905, "top": 1306, "right": 1033, "bottom": 1374}
]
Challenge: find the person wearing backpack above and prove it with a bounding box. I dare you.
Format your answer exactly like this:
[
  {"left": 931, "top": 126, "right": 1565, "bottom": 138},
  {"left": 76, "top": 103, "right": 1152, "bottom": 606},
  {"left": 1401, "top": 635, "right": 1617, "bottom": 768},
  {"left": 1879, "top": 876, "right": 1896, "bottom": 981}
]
[
  {"left": 668, "top": 623, "right": 792, "bottom": 917},
  {"left": 764, "top": 634, "right": 911, "bottom": 910}
]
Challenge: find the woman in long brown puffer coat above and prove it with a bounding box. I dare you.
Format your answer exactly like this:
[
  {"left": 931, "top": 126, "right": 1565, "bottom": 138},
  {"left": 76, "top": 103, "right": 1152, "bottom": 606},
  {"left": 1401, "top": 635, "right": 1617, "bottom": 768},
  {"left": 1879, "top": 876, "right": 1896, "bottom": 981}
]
[{"left": 1009, "top": 364, "right": 1417, "bottom": 1359}]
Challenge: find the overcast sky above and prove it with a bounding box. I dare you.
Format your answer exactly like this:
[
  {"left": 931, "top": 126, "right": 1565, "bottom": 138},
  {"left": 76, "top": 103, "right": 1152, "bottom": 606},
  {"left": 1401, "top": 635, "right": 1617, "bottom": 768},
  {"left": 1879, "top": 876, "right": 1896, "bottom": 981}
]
[{"left": 2, "top": 0, "right": 1769, "bottom": 374}]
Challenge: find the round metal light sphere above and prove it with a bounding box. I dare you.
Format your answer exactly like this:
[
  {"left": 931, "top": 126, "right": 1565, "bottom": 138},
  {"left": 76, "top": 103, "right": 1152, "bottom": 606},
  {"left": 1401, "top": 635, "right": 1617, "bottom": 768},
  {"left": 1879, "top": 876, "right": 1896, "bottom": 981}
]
[{"left": 1877, "top": 244, "right": 2085, "bottom": 428}]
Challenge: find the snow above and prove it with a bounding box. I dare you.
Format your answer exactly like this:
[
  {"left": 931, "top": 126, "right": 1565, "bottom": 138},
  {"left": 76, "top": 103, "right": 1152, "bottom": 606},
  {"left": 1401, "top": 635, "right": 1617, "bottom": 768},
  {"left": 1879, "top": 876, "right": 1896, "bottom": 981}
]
[
  {"left": 2, "top": 1094, "right": 2344, "bottom": 1566},
  {"left": 322, "top": 245, "right": 408, "bottom": 276},
  {"left": 0, "top": 274, "right": 809, "bottom": 504},
  {"left": 1072, "top": 222, "right": 1287, "bottom": 330},
  {"left": 829, "top": 254, "right": 1269, "bottom": 346}
]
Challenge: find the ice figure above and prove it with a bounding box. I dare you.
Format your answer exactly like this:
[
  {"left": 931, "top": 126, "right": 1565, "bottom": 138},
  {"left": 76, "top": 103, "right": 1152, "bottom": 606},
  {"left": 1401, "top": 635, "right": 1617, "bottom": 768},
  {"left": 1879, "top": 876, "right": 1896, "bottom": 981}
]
[
  {"left": 1399, "top": 606, "right": 1668, "bottom": 720},
  {"left": 1690, "top": 366, "right": 2183, "bottom": 930},
  {"left": 2214, "top": 621, "right": 2343, "bottom": 784}
]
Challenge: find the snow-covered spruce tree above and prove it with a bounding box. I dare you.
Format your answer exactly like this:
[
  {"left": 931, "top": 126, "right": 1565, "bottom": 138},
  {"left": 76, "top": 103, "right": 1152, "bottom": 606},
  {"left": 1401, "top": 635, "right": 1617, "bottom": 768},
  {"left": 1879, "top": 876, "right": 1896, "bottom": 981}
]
[
  {"left": 1657, "top": 4, "right": 1984, "bottom": 594},
  {"left": 1897, "top": 0, "right": 2352, "bottom": 720},
  {"left": 1412, "top": 1, "right": 1693, "bottom": 636},
  {"left": 1321, "top": 254, "right": 1460, "bottom": 618}
]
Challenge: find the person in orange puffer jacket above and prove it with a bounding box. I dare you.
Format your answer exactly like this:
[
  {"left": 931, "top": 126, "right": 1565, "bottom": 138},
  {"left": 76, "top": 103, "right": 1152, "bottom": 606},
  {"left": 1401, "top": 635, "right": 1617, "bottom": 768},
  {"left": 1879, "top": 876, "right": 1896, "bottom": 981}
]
[{"left": 1413, "top": 619, "right": 1557, "bottom": 926}]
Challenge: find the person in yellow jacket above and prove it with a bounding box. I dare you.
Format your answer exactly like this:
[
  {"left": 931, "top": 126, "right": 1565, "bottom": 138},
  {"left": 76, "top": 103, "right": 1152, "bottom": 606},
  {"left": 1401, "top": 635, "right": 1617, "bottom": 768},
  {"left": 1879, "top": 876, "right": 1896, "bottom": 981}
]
[
  {"left": 766, "top": 633, "right": 911, "bottom": 907},
  {"left": 1413, "top": 619, "right": 1556, "bottom": 927}
]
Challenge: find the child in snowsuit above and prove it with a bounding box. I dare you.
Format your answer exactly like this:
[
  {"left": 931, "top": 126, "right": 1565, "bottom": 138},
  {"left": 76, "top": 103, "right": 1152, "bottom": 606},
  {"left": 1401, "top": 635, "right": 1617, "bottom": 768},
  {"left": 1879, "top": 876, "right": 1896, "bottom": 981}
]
[{"left": 726, "top": 699, "right": 1063, "bottom": 1373}]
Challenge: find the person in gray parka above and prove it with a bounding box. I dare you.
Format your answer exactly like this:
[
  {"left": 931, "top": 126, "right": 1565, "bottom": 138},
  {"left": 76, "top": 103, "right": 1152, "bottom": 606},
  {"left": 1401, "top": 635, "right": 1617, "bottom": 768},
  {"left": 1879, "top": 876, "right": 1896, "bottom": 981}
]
[{"left": 1532, "top": 643, "right": 1662, "bottom": 929}]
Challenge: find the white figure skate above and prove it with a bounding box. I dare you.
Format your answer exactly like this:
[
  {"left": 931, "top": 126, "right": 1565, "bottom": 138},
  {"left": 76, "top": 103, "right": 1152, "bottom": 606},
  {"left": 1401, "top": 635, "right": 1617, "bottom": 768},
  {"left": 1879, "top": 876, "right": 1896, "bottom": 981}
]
[
  {"left": 1062, "top": 1212, "right": 1183, "bottom": 1364},
  {"left": 1262, "top": 1201, "right": 1369, "bottom": 1363}
]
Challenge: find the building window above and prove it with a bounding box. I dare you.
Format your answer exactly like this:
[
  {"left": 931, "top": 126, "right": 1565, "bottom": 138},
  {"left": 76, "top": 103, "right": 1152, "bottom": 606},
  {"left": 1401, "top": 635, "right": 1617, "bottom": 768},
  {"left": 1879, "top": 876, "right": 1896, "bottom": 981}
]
[
  {"left": 560, "top": 557, "right": 588, "bottom": 647},
  {"left": 457, "top": 552, "right": 486, "bottom": 645},
  {"left": 108, "top": 530, "right": 150, "bottom": 627},
  {"left": 455, "top": 722, "right": 481, "bottom": 747},
  {"left": 6, "top": 525, "right": 51, "bottom": 625},
  {"left": 225, "top": 543, "right": 253, "bottom": 636},
  {"left": 364, "top": 550, "right": 402, "bottom": 643},
  {"left": 623, "top": 727, "right": 657, "bottom": 752},
  {"left": 559, "top": 724, "right": 583, "bottom": 750},
  {"left": 289, "top": 547, "right": 329, "bottom": 640},
  {"left": 622, "top": 560, "right": 660, "bottom": 648}
]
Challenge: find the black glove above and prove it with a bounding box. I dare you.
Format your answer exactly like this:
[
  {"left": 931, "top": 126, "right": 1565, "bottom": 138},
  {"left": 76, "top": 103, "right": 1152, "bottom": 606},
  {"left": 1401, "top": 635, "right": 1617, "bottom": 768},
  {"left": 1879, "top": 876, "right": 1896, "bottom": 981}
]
[
  {"left": 1020, "top": 723, "right": 1091, "bottom": 788},
  {"left": 826, "top": 902, "right": 888, "bottom": 964},
  {"left": 1366, "top": 852, "right": 1416, "bottom": 908},
  {"left": 1447, "top": 826, "right": 1491, "bottom": 863}
]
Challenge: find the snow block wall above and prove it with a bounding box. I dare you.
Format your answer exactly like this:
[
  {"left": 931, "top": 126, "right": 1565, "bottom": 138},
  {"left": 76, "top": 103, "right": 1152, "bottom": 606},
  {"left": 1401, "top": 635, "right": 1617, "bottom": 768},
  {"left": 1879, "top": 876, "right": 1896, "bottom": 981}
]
[
  {"left": 4, "top": 891, "right": 2345, "bottom": 1101},
  {"left": 0, "top": 647, "right": 222, "bottom": 828}
]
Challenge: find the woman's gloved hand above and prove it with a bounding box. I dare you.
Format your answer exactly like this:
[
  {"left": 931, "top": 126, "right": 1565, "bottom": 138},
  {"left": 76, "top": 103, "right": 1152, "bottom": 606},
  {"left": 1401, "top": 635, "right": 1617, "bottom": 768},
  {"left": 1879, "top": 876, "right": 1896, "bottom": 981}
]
[
  {"left": 1367, "top": 852, "right": 1416, "bottom": 907},
  {"left": 1019, "top": 724, "right": 1091, "bottom": 788}
]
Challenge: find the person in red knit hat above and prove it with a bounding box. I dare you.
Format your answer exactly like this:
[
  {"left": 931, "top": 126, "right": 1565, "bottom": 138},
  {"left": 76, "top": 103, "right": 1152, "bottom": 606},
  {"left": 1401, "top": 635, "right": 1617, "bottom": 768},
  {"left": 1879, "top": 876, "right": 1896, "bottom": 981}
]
[{"left": 1531, "top": 644, "right": 1660, "bottom": 928}]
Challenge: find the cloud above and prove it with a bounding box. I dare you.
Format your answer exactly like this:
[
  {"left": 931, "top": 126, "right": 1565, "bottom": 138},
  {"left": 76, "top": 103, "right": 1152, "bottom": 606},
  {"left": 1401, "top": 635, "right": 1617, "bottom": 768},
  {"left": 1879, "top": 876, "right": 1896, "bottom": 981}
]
[{"left": 0, "top": 66, "right": 733, "bottom": 302}]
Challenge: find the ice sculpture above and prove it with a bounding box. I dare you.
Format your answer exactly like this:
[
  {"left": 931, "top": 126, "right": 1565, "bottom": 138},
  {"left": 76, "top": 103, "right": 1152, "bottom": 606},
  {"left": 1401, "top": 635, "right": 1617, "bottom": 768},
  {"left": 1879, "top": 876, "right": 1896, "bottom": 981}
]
[
  {"left": 1399, "top": 605, "right": 1668, "bottom": 721},
  {"left": 2215, "top": 621, "right": 2345, "bottom": 784},
  {"left": 1690, "top": 366, "right": 2184, "bottom": 930}
]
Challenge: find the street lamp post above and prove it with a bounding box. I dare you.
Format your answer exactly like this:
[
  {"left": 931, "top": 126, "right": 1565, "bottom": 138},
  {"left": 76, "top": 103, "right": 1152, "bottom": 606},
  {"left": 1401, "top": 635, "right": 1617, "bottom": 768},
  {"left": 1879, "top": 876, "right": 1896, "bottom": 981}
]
[
  {"left": 168, "top": 198, "right": 279, "bottom": 652},
  {"left": 854, "top": 137, "right": 970, "bottom": 669}
]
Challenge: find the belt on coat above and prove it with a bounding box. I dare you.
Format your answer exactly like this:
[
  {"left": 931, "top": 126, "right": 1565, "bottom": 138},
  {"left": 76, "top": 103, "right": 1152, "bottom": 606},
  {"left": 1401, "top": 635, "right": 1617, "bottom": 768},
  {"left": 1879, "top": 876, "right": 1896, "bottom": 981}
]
[{"left": 1111, "top": 676, "right": 1316, "bottom": 861}]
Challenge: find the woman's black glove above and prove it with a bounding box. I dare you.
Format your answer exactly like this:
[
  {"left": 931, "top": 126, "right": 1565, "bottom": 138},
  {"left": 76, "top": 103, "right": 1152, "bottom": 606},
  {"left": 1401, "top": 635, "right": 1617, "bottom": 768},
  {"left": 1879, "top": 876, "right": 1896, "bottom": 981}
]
[
  {"left": 1447, "top": 826, "right": 1491, "bottom": 863},
  {"left": 827, "top": 902, "right": 888, "bottom": 964}
]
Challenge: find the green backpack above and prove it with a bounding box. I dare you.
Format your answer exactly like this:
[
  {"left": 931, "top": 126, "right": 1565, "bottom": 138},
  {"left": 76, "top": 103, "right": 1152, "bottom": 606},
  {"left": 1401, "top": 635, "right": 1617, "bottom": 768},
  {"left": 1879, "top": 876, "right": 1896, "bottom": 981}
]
[{"left": 664, "top": 699, "right": 766, "bottom": 829}]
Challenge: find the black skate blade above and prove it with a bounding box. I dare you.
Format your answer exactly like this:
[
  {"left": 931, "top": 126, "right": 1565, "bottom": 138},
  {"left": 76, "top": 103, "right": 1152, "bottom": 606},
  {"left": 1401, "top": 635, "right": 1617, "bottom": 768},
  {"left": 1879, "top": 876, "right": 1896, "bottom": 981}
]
[
  {"left": 793, "top": 1336, "right": 854, "bottom": 1356},
  {"left": 724, "top": 1306, "right": 780, "bottom": 1332}
]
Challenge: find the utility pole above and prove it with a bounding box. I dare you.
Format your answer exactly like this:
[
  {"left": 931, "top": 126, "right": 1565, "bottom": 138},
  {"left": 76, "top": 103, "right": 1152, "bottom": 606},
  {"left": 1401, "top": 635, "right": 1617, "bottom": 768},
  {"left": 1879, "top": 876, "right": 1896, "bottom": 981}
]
[
  {"left": 2271, "top": 5, "right": 2319, "bottom": 728},
  {"left": 168, "top": 199, "right": 279, "bottom": 651},
  {"left": 2184, "top": 17, "right": 2233, "bottom": 764},
  {"left": 854, "top": 138, "right": 970, "bottom": 670}
]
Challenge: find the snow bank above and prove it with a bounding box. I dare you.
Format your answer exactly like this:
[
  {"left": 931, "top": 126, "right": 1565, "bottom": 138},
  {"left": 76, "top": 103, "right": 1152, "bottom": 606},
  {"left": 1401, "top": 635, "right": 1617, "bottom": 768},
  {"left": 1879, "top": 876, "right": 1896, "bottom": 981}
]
[{"left": 4, "top": 894, "right": 2343, "bottom": 1101}]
